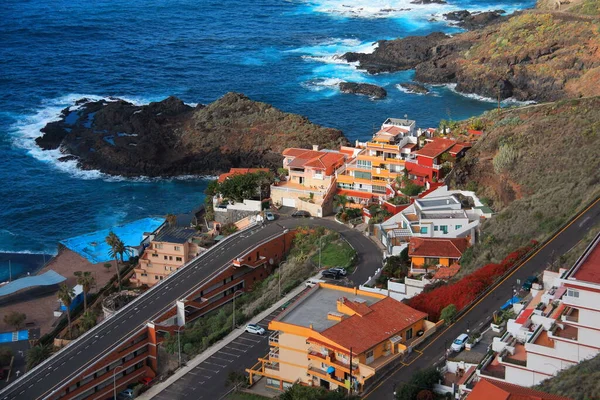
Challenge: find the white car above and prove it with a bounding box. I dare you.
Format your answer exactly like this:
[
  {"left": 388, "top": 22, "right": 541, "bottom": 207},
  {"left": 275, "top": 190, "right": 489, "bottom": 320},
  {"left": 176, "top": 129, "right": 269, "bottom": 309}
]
[
  {"left": 451, "top": 333, "right": 469, "bottom": 352},
  {"left": 305, "top": 279, "right": 321, "bottom": 288},
  {"left": 330, "top": 267, "right": 347, "bottom": 276},
  {"left": 245, "top": 323, "right": 265, "bottom": 335},
  {"left": 265, "top": 211, "right": 275, "bottom": 221}
]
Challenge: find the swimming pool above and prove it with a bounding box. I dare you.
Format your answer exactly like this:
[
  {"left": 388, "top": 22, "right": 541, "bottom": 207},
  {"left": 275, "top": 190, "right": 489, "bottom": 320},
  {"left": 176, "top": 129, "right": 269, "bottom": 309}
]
[
  {"left": 59, "top": 217, "right": 165, "bottom": 264},
  {"left": 0, "top": 329, "right": 28, "bottom": 343}
]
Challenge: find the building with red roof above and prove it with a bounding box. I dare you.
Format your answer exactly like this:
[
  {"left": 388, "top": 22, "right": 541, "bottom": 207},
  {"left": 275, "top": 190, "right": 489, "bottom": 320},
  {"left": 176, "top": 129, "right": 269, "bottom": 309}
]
[
  {"left": 272, "top": 146, "right": 347, "bottom": 216},
  {"left": 217, "top": 168, "right": 270, "bottom": 183},
  {"left": 405, "top": 138, "right": 471, "bottom": 186},
  {"left": 246, "top": 283, "right": 430, "bottom": 393},
  {"left": 469, "top": 379, "right": 572, "bottom": 400},
  {"left": 408, "top": 237, "right": 470, "bottom": 273}
]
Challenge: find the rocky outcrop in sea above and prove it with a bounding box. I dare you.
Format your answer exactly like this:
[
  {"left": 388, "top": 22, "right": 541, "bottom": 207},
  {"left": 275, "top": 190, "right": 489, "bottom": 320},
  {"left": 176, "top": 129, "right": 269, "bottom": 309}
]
[{"left": 339, "top": 82, "right": 387, "bottom": 99}]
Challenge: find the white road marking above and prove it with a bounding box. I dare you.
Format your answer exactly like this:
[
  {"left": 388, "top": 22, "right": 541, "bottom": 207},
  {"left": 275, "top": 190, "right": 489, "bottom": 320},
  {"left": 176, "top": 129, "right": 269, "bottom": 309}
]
[
  {"left": 210, "top": 355, "right": 233, "bottom": 363},
  {"left": 218, "top": 351, "right": 240, "bottom": 358}
]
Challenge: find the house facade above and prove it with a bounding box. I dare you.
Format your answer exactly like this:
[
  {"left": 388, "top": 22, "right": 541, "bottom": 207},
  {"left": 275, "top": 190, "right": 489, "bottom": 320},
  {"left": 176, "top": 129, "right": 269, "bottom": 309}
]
[
  {"left": 408, "top": 237, "right": 470, "bottom": 275},
  {"left": 405, "top": 138, "right": 471, "bottom": 186},
  {"left": 247, "top": 283, "right": 430, "bottom": 394},
  {"left": 271, "top": 146, "right": 346, "bottom": 216},
  {"left": 132, "top": 226, "right": 203, "bottom": 287}
]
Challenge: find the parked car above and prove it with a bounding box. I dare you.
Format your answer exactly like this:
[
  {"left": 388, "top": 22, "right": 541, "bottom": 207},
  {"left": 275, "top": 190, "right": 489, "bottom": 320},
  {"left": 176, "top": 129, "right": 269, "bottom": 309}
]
[
  {"left": 245, "top": 323, "right": 265, "bottom": 335},
  {"left": 522, "top": 275, "right": 539, "bottom": 291},
  {"left": 118, "top": 389, "right": 134, "bottom": 399},
  {"left": 321, "top": 270, "right": 341, "bottom": 280},
  {"left": 329, "top": 267, "right": 347, "bottom": 276},
  {"left": 451, "top": 333, "right": 469, "bottom": 352},
  {"left": 138, "top": 376, "right": 153, "bottom": 386},
  {"left": 265, "top": 211, "right": 275, "bottom": 221},
  {"left": 305, "top": 279, "right": 321, "bottom": 288},
  {"left": 291, "top": 210, "right": 311, "bottom": 218}
]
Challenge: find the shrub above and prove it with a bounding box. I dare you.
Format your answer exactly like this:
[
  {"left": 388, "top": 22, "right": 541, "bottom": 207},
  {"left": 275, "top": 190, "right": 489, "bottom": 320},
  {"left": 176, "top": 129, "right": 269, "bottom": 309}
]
[
  {"left": 493, "top": 144, "right": 518, "bottom": 174},
  {"left": 440, "top": 304, "right": 457, "bottom": 325}
]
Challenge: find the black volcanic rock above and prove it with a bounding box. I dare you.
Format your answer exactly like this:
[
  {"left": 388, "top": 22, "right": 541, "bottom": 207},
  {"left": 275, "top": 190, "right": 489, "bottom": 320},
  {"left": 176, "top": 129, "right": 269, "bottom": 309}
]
[
  {"left": 342, "top": 32, "right": 449, "bottom": 74},
  {"left": 399, "top": 83, "right": 429, "bottom": 94},
  {"left": 444, "top": 10, "right": 506, "bottom": 30},
  {"left": 35, "top": 93, "right": 349, "bottom": 177},
  {"left": 339, "top": 82, "right": 387, "bottom": 99}
]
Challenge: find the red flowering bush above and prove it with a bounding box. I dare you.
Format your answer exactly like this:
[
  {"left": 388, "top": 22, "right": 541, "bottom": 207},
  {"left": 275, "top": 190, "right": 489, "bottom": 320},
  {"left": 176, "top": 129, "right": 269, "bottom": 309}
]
[{"left": 408, "top": 241, "right": 537, "bottom": 321}]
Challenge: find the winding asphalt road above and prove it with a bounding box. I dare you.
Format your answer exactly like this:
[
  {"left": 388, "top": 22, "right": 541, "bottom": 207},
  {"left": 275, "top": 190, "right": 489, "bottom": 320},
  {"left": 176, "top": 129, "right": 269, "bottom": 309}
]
[
  {"left": 0, "top": 217, "right": 381, "bottom": 400},
  {"left": 365, "top": 198, "right": 600, "bottom": 399}
]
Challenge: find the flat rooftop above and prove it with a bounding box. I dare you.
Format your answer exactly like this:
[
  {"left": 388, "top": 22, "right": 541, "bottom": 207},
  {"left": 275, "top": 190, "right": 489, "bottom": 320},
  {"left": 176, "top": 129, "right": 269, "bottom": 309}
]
[
  {"left": 568, "top": 232, "right": 600, "bottom": 284},
  {"left": 278, "top": 285, "right": 380, "bottom": 332},
  {"left": 416, "top": 196, "right": 460, "bottom": 208}
]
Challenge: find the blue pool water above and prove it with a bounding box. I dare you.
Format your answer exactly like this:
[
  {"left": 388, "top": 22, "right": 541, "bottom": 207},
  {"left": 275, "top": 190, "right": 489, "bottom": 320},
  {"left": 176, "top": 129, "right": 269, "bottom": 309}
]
[
  {"left": 0, "top": 330, "right": 29, "bottom": 343},
  {"left": 0, "top": 0, "right": 535, "bottom": 262},
  {"left": 59, "top": 217, "right": 165, "bottom": 264}
]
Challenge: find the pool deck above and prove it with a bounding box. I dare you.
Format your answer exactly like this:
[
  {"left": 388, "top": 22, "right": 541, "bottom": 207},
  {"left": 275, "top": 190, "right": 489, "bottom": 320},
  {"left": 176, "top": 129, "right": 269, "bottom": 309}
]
[{"left": 0, "top": 249, "right": 116, "bottom": 334}]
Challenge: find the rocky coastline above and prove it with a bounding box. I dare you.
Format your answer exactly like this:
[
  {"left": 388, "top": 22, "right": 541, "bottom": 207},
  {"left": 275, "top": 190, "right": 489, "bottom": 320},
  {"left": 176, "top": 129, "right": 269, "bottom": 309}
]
[
  {"left": 36, "top": 93, "right": 349, "bottom": 177},
  {"left": 339, "top": 82, "right": 387, "bottom": 99}
]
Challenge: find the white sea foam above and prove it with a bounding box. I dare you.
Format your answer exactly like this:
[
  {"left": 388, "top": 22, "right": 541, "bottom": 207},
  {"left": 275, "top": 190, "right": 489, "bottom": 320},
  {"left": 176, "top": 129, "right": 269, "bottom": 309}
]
[
  {"left": 440, "top": 83, "right": 536, "bottom": 105},
  {"left": 302, "top": 0, "right": 455, "bottom": 19},
  {"left": 0, "top": 249, "right": 56, "bottom": 255},
  {"left": 8, "top": 94, "right": 211, "bottom": 182},
  {"left": 396, "top": 84, "right": 426, "bottom": 95}
]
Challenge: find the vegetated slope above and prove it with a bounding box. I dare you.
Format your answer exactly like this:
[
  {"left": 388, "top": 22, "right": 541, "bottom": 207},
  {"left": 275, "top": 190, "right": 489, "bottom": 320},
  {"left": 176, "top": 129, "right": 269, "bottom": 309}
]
[
  {"left": 449, "top": 97, "right": 600, "bottom": 272},
  {"left": 534, "top": 352, "right": 600, "bottom": 399},
  {"left": 344, "top": 9, "right": 600, "bottom": 102},
  {"left": 537, "top": 0, "right": 600, "bottom": 15},
  {"left": 36, "top": 92, "right": 348, "bottom": 177}
]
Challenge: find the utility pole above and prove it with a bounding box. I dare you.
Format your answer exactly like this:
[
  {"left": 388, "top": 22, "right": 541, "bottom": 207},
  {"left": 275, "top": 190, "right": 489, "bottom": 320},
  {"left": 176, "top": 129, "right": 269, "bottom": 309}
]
[
  {"left": 348, "top": 347, "right": 353, "bottom": 397},
  {"left": 318, "top": 236, "right": 322, "bottom": 270}
]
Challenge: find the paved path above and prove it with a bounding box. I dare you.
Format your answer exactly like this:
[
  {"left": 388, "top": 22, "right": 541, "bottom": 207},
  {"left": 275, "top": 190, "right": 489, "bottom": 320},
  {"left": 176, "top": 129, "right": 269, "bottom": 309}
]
[
  {"left": 0, "top": 217, "right": 381, "bottom": 400},
  {"left": 365, "top": 198, "right": 600, "bottom": 399}
]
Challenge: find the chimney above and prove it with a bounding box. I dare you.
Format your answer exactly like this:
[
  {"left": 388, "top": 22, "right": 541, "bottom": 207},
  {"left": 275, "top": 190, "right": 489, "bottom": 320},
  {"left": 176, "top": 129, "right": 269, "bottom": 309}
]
[{"left": 312, "top": 145, "right": 319, "bottom": 151}]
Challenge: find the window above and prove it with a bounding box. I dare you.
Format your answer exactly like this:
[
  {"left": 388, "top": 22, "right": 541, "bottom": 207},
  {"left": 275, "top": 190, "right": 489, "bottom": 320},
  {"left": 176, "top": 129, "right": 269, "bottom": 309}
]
[
  {"left": 567, "top": 289, "right": 579, "bottom": 298},
  {"left": 159, "top": 276, "right": 163, "bottom": 280},
  {"left": 155, "top": 243, "right": 163, "bottom": 249},
  {"left": 174, "top": 246, "right": 181, "bottom": 251},
  {"left": 164, "top": 266, "right": 169, "bottom": 271},
  {"left": 152, "top": 253, "right": 158, "bottom": 258},
  {"left": 357, "top": 159, "right": 372, "bottom": 169},
  {"left": 141, "top": 273, "right": 147, "bottom": 277},
  {"left": 355, "top": 171, "right": 372, "bottom": 180},
  {"left": 406, "top": 328, "right": 413, "bottom": 340},
  {"left": 373, "top": 185, "right": 386, "bottom": 194},
  {"left": 176, "top": 257, "right": 182, "bottom": 262},
  {"left": 455, "top": 225, "right": 462, "bottom": 230},
  {"left": 155, "top": 275, "right": 158, "bottom": 280},
  {"left": 434, "top": 226, "right": 439, "bottom": 231},
  {"left": 440, "top": 225, "right": 448, "bottom": 234},
  {"left": 420, "top": 227, "right": 428, "bottom": 234},
  {"left": 169, "top": 256, "right": 173, "bottom": 260},
  {"left": 163, "top": 255, "right": 168, "bottom": 260}
]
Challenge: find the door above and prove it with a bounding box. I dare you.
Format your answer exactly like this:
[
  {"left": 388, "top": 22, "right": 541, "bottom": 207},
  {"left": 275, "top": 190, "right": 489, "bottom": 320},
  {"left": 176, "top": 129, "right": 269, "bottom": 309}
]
[
  {"left": 366, "top": 349, "right": 374, "bottom": 364},
  {"left": 282, "top": 198, "right": 296, "bottom": 207}
]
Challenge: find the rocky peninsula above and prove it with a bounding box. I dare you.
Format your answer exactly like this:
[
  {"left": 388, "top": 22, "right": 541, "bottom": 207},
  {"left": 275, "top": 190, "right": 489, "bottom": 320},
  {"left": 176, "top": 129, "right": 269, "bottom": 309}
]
[
  {"left": 36, "top": 93, "right": 349, "bottom": 177},
  {"left": 342, "top": 9, "right": 600, "bottom": 102}
]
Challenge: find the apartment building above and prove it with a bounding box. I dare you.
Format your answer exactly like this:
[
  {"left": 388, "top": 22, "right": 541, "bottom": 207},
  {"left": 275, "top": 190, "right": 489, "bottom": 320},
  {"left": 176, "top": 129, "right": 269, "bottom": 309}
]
[
  {"left": 335, "top": 118, "right": 420, "bottom": 202},
  {"left": 374, "top": 186, "right": 487, "bottom": 256},
  {"left": 271, "top": 146, "right": 346, "bottom": 216},
  {"left": 247, "top": 283, "right": 430, "bottom": 393},
  {"left": 405, "top": 138, "right": 471, "bottom": 185},
  {"left": 132, "top": 226, "right": 203, "bottom": 287},
  {"left": 476, "top": 233, "right": 600, "bottom": 388}
]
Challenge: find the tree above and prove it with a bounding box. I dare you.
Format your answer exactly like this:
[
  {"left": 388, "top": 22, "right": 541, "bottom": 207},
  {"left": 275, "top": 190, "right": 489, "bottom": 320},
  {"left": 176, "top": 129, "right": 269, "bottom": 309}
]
[
  {"left": 79, "top": 311, "right": 97, "bottom": 332},
  {"left": 104, "top": 262, "right": 112, "bottom": 272},
  {"left": 0, "top": 346, "right": 12, "bottom": 368},
  {"left": 74, "top": 271, "right": 95, "bottom": 313},
  {"left": 3, "top": 311, "right": 26, "bottom": 331},
  {"left": 440, "top": 304, "right": 458, "bottom": 324},
  {"left": 166, "top": 213, "right": 177, "bottom": 227},
  {"left": 57, "top": 283, "right": 75, "bottom": 339},
  {"left": 204, "top": 179, "right": 220, "bottom": 196},
  {"left": 26, "top": 344, "right": 52, "bottom": 370},
  {"left": 416, "top": 390, "right": 435, "bottom": 400},
  {"left": 107, "top": 234, "right": 125, "bottom": 292},
  {"left": 333, "top": 194, "right": 349, "bottom": 212},
  {"left": 395, "top": 367, "right": 442, "bottom": 400}
]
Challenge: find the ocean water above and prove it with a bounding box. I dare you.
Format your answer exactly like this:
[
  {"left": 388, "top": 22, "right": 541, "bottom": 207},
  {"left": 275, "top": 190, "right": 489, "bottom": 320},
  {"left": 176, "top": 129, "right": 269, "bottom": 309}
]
[{"left": 0, "top": 0, "right": 534, "bottom": 257}]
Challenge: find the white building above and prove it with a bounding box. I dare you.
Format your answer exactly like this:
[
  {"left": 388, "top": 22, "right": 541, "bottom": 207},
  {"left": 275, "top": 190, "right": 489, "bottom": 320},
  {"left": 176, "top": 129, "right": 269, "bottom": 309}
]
[
  {"left": 477, "top": 232, "right": 600, "bottom": 387},
  {"left": 374, "top": 186, "right": 488, "bottom": 256}
]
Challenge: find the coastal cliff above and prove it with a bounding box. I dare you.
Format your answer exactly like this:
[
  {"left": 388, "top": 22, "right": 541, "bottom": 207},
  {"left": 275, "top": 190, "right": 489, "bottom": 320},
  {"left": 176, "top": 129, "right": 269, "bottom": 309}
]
[
  {"left": 343, "top": 8, "right": 600, "bottom": 102},
  {"left": 36, "top": 93, "right": 349, "bottom": 177}
]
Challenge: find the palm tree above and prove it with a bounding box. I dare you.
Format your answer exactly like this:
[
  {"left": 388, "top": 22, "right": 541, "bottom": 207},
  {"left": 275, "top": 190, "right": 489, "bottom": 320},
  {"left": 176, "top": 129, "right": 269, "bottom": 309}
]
[
  {"left": 79, "top": 311, "right": 97, "bottom": 332},
  {"left": 105, "top": 230, "right": 118, "bottom": 249},
  {"left": 57, "top": 283, "right": 75, "bottom": 339},
  {"left": 26, "top": 344, "right": 52, "bottom": 370},
  {"left": 106, "top": 232, "right": 124, "bottom": 291},
  {"left": 166, "top": 213, "right": 177, "bottom": 227},
  {"left": 74, "top": 271, "right": 95, "bottom": 313},
  {"left": 333, "top": 194, "right": 349, "bottom": 212}
]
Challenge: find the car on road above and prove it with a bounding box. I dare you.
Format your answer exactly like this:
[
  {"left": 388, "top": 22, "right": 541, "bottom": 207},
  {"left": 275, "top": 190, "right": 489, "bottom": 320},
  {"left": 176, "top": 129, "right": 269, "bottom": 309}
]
[
  {"left": 265, "top": 211, "right": 275, "bottom": 221},
  {"left": 139, "top": 376, "right": 153, "bottom": 386},
  {"left": 291, "top": 210, "right": 311, "bottom": 218},
  {"left": 522, "top": 275, "right": 539, "bottom": 291},
  {"left": 451, "top": 333, "right": 469, "bottom": 352},
  {"left": 118, "top": 389, "right": 134, "bottom": 399},
  {"left": 245, "top": 323, "right": 265, "bottom": 335},
  {"left": 321, "top": 270, "right": 341, "bottom": 279},
  {"left": 329, "top": 267, "right": 347, "bottom": 276}
]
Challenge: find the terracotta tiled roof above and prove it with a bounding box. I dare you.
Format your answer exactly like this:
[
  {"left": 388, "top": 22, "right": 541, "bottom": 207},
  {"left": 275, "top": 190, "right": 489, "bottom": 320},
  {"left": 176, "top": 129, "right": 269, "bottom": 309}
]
[
  {"left": 571, "top": 236, "right": 600, "bottom": 284},
  {"left": 449, "top": 142, "right": 472, "bottom": 156},
  {"left": 380, "top": 126, "right": 409, "bottom": 136},
  {"left": 283, "top": 148, "right": 312, "bottom": 157},
  {"left": 285, "top": 149, "right": 345, "bottom": 171},
  {"left": 320, "top": 297, "right": 427, "bottom": 354},
  {"left": 415, "top": 138, "right": 456, "bottom": 158},
  {"left": 469, "top": 379, "right": 573, "bottom": 400},
  {"left": 303, "top": 152, "right": 345, "bottom": 170},
  {"left": 433, "top": 263, "right": 461, "bottom": 279},
  {"left": 341, "top": 298, "right": 373, "bottom": 316},
  {"left": 218, "top": 168, "right": 269, "bottom": 183},
  {"left": 408, "top": 237, "right": 470, "bottom": 259}
]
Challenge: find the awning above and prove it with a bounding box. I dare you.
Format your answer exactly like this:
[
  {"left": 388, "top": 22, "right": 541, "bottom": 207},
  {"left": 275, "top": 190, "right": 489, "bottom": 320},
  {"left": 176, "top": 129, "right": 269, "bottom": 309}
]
[{"left": 336, "top": 189, "right": 373, "bottom": 200}]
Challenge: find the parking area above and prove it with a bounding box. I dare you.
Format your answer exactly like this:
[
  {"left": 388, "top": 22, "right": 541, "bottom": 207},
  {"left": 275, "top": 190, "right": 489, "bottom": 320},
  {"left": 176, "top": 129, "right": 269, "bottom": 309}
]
[{"left": 153, "top": 290, "right": 309, "bottom": 400}]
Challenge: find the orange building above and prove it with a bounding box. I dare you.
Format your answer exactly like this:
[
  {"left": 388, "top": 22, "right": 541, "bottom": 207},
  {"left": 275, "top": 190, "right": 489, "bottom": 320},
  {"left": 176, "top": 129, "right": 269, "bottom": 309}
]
[
  {"left": 217, "top": 168, "right": 270, "bottom": 183},
  {"left": 247, "top": 283, "right": 430, "bottom": 393},
  {"left": 468, "top": 379, "right": 572, "bottom": 400},
  {"left": 408, "top": 237, "right": 470, "bottom": 275},
  {"left": 132, "top": 226, "right": 203, "bottom": 287}
]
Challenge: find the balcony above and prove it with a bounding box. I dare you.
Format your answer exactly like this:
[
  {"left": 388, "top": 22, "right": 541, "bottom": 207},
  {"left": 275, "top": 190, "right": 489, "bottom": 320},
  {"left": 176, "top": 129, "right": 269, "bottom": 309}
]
[
  {"left": 268, "top": 331, "right": 279, "bottom": 346},
  {"left": 562, "top": 308, "right": 579, "bottom": 323},
  {"left": 269, "top": 348, "right": 279, "bottom": 360},
  {"left": 501, "top": 344, "right": 527, "bottom": 367},
  {"left": 552, "top": 325, "right": 579, "bottom": 341},
  {"left": 308, "top": 366, "right": 346, "bottom": 385},
  {"left": 432, "top": 163, "right": 442, "bottom": 170}
]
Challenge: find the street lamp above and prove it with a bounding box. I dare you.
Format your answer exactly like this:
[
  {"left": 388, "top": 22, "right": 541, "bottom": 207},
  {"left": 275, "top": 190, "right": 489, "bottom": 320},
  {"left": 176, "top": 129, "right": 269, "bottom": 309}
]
[
  {"left": 232, "top": 290, "right": 244, "bottom": 331},
  {"left": 113, "top": 365, "right": 126, "bottom": 399},
  {"left": 175, "top": 325, "right": 185, "bottom": 369},
  {"left": 278, "top": 262, "right": 287, "bottom": 298},
  {"left": 318, "top": 237, "right": 322, "bottom": 270}
]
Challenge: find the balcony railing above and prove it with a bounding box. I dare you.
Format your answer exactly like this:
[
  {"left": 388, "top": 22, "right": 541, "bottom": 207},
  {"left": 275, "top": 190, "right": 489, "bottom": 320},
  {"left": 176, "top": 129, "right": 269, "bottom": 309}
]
[{"left": 269, "top": 331, "right": 279, "bottom": 345}]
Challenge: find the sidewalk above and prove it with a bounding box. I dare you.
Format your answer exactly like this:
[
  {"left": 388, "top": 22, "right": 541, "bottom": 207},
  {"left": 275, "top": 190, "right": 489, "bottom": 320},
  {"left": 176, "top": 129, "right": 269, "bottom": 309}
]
[{"left": 138, "top": 283, "right": 309, "bottom": 400}]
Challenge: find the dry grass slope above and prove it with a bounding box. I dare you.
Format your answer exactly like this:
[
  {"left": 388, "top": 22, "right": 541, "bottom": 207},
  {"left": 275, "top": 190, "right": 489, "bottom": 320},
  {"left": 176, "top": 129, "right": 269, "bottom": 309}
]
[
  {"left": 451, "top": 97, "right": 600, "bottom": 272},
  {"left": 534, "top": 352, "right": 600, "bottom": 399}
]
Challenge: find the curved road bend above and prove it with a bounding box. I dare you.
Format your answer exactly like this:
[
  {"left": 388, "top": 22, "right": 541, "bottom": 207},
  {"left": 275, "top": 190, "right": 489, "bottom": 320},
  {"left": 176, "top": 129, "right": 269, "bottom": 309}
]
[
  {"left": 0, "top": 217, "right": 381, "bottom": 400},
  {"left": 366, "top": 198, "right": 600, "bottom": 399}
]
